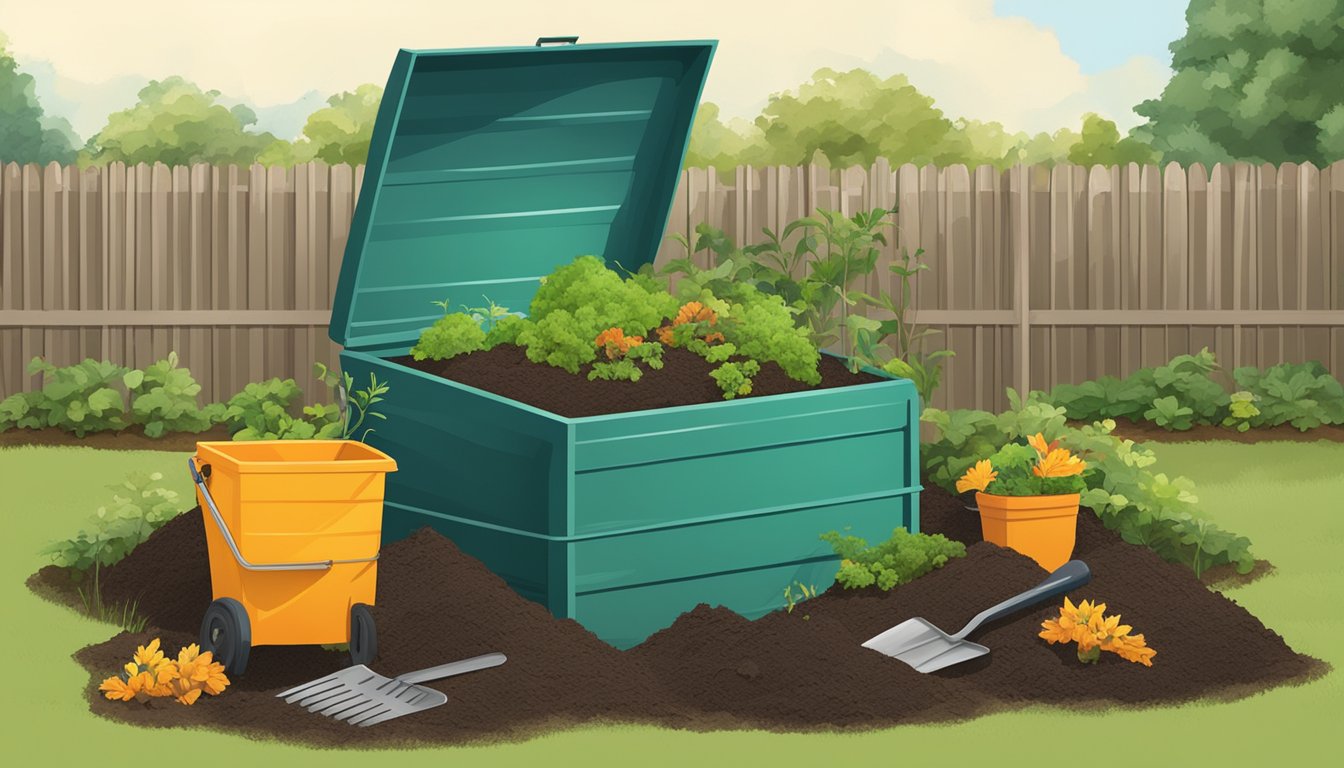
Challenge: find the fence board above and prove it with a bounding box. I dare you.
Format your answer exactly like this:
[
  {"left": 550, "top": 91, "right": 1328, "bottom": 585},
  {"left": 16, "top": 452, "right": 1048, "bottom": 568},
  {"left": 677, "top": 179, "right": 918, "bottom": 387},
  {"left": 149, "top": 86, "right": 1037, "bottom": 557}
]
[{"left": 1, "top": 161, "right": 1341, "bottom": 413}]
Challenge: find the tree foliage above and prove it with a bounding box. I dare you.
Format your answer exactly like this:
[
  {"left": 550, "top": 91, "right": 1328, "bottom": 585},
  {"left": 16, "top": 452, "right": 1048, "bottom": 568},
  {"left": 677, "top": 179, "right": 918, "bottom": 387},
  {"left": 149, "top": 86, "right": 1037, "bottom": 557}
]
[
  {"left": 294, "top": 84, "right": 383, "bottom": 165},
  {"left": 0, "top": 31, "right": 77, "bottom": 164},
  {"left": 85, "top": 76, "right": 278, "bottom": 166},
  {"left": 1069, "top": 114, "right": 1161, "bottom": 166},
  {"left": 1133, "top": 0, "right": 1344, "bottom": 164}
]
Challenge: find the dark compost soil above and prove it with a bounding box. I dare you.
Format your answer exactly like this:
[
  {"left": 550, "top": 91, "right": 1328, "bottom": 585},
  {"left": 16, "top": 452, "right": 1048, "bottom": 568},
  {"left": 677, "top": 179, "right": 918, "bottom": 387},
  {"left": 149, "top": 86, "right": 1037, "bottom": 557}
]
[
  {"left": 0, "top": 425, "right": 232, "bottom": 451},
  {"left": 391, "top": 344, "right": 885, "bottom": 418},
  {"left": 33, "top": 484, "right": 1323, "bottom": 747}
]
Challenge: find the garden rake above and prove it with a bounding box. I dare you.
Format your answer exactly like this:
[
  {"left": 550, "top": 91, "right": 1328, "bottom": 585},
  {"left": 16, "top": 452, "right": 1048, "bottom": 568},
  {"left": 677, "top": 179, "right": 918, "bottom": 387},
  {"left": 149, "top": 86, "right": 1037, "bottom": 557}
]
[{"left": 276, "top": 652, "right": 506, "bottom": 726}]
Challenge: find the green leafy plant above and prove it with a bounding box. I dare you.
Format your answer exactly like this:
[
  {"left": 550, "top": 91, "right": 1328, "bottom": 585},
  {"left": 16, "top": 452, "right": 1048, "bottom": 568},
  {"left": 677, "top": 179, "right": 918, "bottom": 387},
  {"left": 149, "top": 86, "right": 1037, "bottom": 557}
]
[
  {"left": 0, "top": 358, "right": 130, "bottom": 436},
  {"left": 1222, "top": 391, "right": 1260, "bottom": 432},
  {"left": 39, "top": 471, "right": 183, "bottom": 574},
  {"left": 821, "top": 527, "right": 965, "bottom": 591},
  {"left": 1144, "top": 395, "right": 1195, "bottom": 431},
  {"left": 483, "top": 314, "right": 531, "bottom": 350},
  {"left": 410, "top": 312, "right": 486, "bottom": 361},
  {"left": 217, "top": 378, "right": 306, "bottom": 439},
  {"left": 955, "top": 434, "right": 1089, "bottom": 497},
  {"left": 126, "top": 352, "right": 218, "bottom": 437},
  {"left": 589, "top": 359, "right": 644, "bottom": 382},
  {"left": 459, "top": 295, "right": 521, "bottom": 332},
  {"left": 517, "top": 309, "right": 600, "bottom": 374},
  {"left": 710, "top": 360, "right": 760, "bottom": 400},
  {"left": 1233, "top": 361, "right": 1344, "bottom": 430},
  {"left": 314, "top": 363, "right": 389, "bottom": 441}
]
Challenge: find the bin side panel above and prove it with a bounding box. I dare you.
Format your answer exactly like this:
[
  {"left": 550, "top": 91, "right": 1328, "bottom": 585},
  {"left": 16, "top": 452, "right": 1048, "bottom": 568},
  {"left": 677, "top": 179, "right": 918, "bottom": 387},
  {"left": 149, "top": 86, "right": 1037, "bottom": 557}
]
[
  {"left": 572, "top": 493, "right": 914, "bottom": 592},
  {"left": 340, "top": 351, "right": 571, "bottom": 536},
  {"left": 572, "top": 383, "right": 915, "bottom": 535}
]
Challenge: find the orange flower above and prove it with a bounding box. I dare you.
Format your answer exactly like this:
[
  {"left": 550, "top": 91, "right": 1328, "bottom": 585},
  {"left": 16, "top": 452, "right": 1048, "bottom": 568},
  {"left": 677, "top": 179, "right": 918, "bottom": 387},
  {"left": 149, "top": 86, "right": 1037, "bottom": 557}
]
[
  {"left": 1027, "top": 433, "right": 1060, "bottom": 457},
  {"left": 703, "top": 332, "right": 726, "bottom": 344},
  {"left": 673, "top": 301, "right": 717, "bottom": 326},
  {"left": 956, "top": 460, "right": 999, "bottom": 494},
  {"left": 656, "top": 325, "right": 675, "bottom": 345},
  {"left": 594, "top": 327, "right": 643, "bottom": 359},
  {"left": 1033, "top": 448, "right": 1086, "bottom": 478}
]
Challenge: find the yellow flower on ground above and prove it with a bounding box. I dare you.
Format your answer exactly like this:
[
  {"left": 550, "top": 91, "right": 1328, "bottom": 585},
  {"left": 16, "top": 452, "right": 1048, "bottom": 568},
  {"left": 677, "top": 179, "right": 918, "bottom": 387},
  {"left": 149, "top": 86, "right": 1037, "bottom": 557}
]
[
  {"left": 956, "top": 460, "right": 999, "bottom": 494},
  {"left": 1111, "top": 634, "right": 1157, "bottom": 666},
  {"left": 132, "top": 638, "right": 169, "bottom": 674},
  {"left": 1038, "top": 597, "right": 1155, "bottom": 666},
  {"left": 99, "top": 674, "right": 140, "bottom": 702},
  {"left": 168, "top": 643, "right": 231, "bottom": 705},
  {"left": 1033, "top": 448, "right": 1087, "bottom": 478}
]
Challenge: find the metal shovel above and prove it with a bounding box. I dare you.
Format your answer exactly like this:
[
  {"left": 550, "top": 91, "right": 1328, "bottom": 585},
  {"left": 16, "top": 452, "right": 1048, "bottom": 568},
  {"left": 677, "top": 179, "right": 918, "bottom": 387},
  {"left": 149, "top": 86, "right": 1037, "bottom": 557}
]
[
  {"left": 862, "top": 560, "right": 1091, "bottom": 673},
  {"left": 276, "top": 652, "right": 506, "bottom": 727}
]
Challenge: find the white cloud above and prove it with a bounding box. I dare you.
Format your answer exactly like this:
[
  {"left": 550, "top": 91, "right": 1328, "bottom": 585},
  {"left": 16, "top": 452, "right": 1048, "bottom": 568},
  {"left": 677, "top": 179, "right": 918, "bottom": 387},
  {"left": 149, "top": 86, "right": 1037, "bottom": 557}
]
[{"left": 4, "top": 0, "right": 1171, "bottom": 140}]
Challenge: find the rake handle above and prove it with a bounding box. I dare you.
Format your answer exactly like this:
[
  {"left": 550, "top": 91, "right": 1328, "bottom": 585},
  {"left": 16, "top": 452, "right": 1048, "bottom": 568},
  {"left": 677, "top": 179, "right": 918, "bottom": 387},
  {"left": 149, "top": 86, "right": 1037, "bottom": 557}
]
[
  {"left": 395, "top": 652, "right": 507, "bottom": 685},
  {"left": 952, "top": 560, "right": 1091, "bottom": 641}
]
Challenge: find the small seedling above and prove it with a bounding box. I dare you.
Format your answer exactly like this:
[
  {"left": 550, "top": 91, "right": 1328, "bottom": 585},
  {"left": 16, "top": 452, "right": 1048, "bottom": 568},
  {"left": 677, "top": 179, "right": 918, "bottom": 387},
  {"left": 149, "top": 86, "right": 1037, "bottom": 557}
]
[{"left": 783, "top": 581, "right": 818, "bottom": 614}]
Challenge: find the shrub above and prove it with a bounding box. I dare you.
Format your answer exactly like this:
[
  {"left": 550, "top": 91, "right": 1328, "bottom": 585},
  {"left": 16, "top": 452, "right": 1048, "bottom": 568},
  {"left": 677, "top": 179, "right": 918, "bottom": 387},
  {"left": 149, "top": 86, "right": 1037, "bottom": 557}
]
[
  {"left": 126, "top": 352, "right": 219, "bottom": 437},
  {"left": 1233, "top": 361, "right": 1344, "bottom": 430},
  {"left": 482, "top": 314, "right": 530, "bottom": 350},
  {"left": 529, "top": 255, "right": 677, "bottom": 334},
  {"left": 820, "top": 527, "right": 966, "bottom": 591},
  {"left": 517, "top": 309, "right": 598, "bottom": 374},
  {"left": 410, "top": 312, "right": 486, "bottom": 361},
  {"left": 39, "top": 471, "right": 184, "bottom": 574},
  {"left": 722, "top": 287, "right": 820, "bottom": 385},
  {"left": 0, "top": 358, "right": 130, "bottom": 436}
]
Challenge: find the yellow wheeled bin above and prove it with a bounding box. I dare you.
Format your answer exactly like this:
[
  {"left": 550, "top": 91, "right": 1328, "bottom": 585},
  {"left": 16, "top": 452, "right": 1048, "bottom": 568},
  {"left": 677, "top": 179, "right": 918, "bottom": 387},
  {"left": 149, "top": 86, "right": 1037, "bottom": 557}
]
[{"left": 188, "top": 440, "right": 397, "bottom": 676}]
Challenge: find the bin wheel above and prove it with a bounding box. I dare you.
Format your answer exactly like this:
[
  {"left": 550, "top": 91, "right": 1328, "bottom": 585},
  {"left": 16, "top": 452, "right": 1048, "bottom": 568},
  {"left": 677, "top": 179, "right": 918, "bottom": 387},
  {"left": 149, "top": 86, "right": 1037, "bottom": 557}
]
[
  {"left": 201, "top": 598, "right": 251, "bottom": 677},
  {"left": 349, "top": 603, "right": 378, "bottom": 666}
]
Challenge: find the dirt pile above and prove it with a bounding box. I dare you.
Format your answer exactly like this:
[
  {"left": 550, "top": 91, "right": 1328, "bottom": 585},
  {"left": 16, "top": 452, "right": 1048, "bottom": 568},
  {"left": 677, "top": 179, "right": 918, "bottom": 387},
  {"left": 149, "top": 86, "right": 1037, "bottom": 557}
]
[
  {"left": 394, "top": 344, "right": 883, "bottom": 418},
  {"left": 51, "top": 485, "right": 1323, "bottom": 746}
]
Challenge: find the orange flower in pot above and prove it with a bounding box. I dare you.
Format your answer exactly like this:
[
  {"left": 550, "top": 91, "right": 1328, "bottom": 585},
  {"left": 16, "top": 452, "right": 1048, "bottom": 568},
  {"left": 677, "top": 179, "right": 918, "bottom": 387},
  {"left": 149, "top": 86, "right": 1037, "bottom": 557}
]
[{"left": 955, "top": 433, "right": 1088, "bottom": 571}]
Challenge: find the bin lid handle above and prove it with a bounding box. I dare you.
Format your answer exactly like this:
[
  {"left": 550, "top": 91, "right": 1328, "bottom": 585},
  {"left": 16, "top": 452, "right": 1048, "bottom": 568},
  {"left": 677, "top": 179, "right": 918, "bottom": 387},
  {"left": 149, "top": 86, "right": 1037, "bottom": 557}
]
[{"left": 536, "top": 36, "right": 579, "bottom": 46}]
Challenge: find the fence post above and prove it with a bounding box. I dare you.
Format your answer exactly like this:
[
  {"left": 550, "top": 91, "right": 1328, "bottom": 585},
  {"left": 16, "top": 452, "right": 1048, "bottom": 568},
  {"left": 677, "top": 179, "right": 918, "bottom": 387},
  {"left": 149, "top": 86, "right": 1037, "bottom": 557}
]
[{"left": 1016, "top": 163, "right": 1031, "bottom": 401}]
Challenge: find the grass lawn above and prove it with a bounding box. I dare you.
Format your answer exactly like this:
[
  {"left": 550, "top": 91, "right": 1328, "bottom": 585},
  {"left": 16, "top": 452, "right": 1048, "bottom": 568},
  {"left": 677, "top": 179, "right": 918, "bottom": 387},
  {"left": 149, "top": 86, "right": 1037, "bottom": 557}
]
[{"left": 3, "top": 440, "right": 1340, "bottom": 765}]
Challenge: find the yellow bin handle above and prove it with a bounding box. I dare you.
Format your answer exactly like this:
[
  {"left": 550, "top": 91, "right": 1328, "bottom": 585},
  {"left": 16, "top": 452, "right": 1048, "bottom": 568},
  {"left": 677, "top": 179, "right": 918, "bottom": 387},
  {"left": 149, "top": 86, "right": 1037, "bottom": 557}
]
[{"left": 189, "top": 457, "right": 379, "bottom": 572}]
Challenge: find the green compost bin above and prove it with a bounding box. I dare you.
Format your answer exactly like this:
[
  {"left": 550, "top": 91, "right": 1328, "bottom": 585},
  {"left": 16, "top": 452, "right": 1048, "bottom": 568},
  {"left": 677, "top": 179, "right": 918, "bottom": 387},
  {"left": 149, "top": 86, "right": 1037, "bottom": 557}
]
[{"left": 329, "top": 38, "right": 923, "bottom": 648}]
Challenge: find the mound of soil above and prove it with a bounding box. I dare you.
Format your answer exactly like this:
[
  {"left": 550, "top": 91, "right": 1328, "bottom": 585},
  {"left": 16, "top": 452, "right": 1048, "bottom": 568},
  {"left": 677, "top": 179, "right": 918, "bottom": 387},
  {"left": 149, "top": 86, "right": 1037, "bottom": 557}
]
[
  {"left": 393, "top": 344, "right": 884, "bottom": 418},
  {"left": 43, "top": 485, "right": 1323, "bottom": 746}
]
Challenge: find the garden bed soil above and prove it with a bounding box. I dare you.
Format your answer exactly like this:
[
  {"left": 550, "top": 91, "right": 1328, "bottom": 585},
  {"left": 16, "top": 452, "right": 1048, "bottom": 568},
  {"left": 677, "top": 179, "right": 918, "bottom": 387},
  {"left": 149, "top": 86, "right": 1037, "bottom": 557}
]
[
  {"left": 392, "top": 344, "right": 885, "bottom": 418},
  {"left": 1079, "top": 420, "right": 1344, "bottom": 445},
  {"left": 0, "top": 425, "right": 231, "bottom": 452},
  {"left": 36, "top": 484, "right": 1324, "bottom": 747}
]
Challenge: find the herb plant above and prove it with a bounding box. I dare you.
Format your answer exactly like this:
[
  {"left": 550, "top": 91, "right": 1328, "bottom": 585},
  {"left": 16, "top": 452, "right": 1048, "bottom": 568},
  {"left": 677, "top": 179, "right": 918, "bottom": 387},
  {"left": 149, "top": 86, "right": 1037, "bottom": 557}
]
[
  {"left": 710, "top": 360, "right": 760, "bottom": 400},
  {"left": 820, "top": 527, "right": 966, "bottom": 591},
  {"left": 411, "top": 312, "right": 486, "bottom": 361}
]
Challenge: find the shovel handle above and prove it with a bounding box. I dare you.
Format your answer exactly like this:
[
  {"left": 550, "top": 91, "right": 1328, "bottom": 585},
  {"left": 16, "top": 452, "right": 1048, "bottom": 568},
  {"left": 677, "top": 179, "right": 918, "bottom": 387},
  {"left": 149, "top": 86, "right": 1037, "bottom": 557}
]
[
  {"left": 953, "top": 560, "right": 1091, "bottom": 640},
  {"left": 395, "top": 652, "right": 507, "bottom": 685}
]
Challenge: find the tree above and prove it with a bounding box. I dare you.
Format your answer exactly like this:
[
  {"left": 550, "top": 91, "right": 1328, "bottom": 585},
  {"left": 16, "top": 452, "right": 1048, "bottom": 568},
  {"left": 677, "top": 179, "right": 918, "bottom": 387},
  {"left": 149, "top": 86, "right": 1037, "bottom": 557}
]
[
  {"left": 748, "top": 68, "right": 964, "bottom": 167},
  {"left": 85, "top": 76, "right": 277, "bottom": 166},
  {"left": 297, "top": 84, "right": 383, "bottom": 165},
  {"left": 1133, "top": 0, "right": 1344, "bottom": 164},
  {"left": 0, "top": 31, "right": 77, "bottom": 164},
  {"left": 684, "top": 102, "right": 762, "bottom": 173},
  {"left": 1068, "top": 114, "right": 1161, "bottom": 166}
]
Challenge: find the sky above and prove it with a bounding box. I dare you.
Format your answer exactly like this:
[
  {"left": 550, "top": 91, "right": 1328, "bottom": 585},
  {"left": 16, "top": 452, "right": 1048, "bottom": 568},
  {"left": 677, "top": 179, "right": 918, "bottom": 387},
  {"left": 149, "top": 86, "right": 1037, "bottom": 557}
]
[{"left": 2, "top": 0, "right": 1190, "bottom": 143}]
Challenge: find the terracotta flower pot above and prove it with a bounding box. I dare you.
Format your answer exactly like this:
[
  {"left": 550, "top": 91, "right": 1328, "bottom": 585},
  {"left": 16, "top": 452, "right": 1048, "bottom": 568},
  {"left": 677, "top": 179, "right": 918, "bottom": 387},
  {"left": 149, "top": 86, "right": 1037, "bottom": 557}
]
[{"left": 974, "top": 492, "right": 1081, "bottom": 571}]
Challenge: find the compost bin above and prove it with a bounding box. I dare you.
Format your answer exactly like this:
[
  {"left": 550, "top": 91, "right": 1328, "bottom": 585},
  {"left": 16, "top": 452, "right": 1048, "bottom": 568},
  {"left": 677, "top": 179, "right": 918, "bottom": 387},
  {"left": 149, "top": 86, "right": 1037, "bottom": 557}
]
[{"left": 328, "top": 38, "right": 922, "bottom": 648}]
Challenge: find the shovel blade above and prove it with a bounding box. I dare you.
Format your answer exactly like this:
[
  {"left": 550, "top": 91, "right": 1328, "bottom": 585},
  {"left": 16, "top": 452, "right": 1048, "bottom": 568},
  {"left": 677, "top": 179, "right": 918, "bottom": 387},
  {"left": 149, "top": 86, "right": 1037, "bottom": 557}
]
[{"left": 862, "top": 617, "right": 990, "bottom": 673}]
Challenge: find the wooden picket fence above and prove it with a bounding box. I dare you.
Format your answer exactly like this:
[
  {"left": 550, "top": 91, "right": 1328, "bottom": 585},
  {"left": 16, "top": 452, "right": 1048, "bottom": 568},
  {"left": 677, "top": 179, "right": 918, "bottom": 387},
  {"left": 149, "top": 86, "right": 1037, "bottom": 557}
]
[{"left": 2, "top": 160, "right": 1342, "bottom": 412}]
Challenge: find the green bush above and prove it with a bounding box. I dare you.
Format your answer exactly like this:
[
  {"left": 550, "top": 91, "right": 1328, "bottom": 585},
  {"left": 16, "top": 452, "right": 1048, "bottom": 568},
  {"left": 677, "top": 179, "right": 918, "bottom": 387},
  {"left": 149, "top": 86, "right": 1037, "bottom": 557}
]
[
  {"left": 126, "top": 352, "right": 219, "bottom": 437},
  {"left": 0, "top": 358, "right": 130, "bottom": 436},
  {"left": 410, "top": 312, "right": 486, "bottom": 361},
  {"left": 529, "top": 255, "right": 677, "bottom": 333},
  {"left": 820, "top": 527, "right": 966, "bottom": 591},
  {"left": 517, "top": 309, "right": 599, "bottom": 374},
  {"left": 482, "top": 314, "right": 530, "bottom": 350},
  {"left": 1233, "top": 361, "right": 1344, "bottom": 430},
  {"left": 921, "top": 394, "right": 1256, "bottom": 576},
  {"left": 39, "top": 471, "right": 184, "bottom": 574},
  {"left": 1043, "top": 348, "right": 1228, "bottom": 431},
  {"left": 722, "top": 287, "right": 821, "bottom": 385}
]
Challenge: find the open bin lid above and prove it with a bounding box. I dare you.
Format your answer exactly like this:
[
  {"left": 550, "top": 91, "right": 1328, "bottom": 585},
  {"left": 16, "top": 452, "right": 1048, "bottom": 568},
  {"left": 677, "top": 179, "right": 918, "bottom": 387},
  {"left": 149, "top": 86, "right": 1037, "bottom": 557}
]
[{"left": 329, "top": 38, "right": 717, "bottom": 353}]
